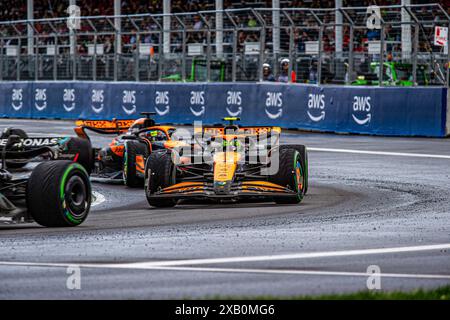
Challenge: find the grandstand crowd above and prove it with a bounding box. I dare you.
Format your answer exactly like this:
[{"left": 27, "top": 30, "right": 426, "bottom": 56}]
[
  {"left": 1, "top": 0, "right": 449, "bottom": 21},
  {"left": 0, "top": 0, "right": 448, "bottom": 56}
]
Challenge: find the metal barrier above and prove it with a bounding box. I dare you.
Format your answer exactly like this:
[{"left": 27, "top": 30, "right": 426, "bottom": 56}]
[{"left": 0, "top": 4, "right": 449, "bottom": 86}]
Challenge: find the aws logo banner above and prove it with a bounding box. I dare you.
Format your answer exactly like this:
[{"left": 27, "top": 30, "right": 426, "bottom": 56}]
[
  {"left": 352, "top": 96, "right": 373, "bottom": 126},
  {"left": 301, "top": 87, "right": 335, "bottom": 129},
  {"left": 107, "top": 84, "right": 148, "bottom": 119},
  {"left": 189, "top": 90, "right": 206, "bottom": 117},
  {"left": 226, "top": 91, "right": 243, "bottom": 117},
  {"left": 151, "top": 84, "right": 209, "bottom": 122},
  {"left": 121, "top": 90, "right": 137, "bottom": 115},
  {"left": 264, "top": 92, "right": 284, "bottom": 120},
  {"left": 307, "top": 93, "right": 326, "bottom": 122},
  {"left": 63, "top": 88, "right": 77, "bottom": 112},
  {"left": 12, "top": 88, "right": 24, "bottom": 111},
  {"left": 4, "top": 84, "right": 31, "bottom": 117},
  {"left": 154, "top": 90, "right": 170, "bottom": 116},
  {"left": 33, "top": 84, "right": 79, "bottom": 118},
  {"left": 34, "top": 88, "right": 47, "bottom": 111}
]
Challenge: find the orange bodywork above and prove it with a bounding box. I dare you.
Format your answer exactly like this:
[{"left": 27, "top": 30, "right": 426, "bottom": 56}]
[
  {"left": 240, "top": 181, "right": 287, "bottom": 192},
  {"left": 74, "top": 119, "right": 175, "bottom": 139},
  {"left": 156, "top": 181, "right": 291, "bottom": 196},
  {"left": 162, "top": 182, "right": 204, "bottom": 194},
  {"left": 136, "top": 155, "right": 145, "bottom": 174},
  {"left": 195, "top": 126, "right": 281, "bottom": 137},
  {"left": 75, "top": 119, "right": 136, "bottom": 134},
  {"left": 163, "top": 140, "right": 188, "bottom": 149},
  {"left": 109, "top": 143, "right": 125, "bottom": 158},
  {"left": 213, "top": 151, "right": 241, "bottom": 182}
]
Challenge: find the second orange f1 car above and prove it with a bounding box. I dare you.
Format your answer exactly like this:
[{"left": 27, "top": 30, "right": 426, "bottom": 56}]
[{"left": 75, "top": 112, "right": 180, "bottom": 187}]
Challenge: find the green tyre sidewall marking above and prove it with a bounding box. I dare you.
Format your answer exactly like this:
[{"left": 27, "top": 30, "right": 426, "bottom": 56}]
[
  {"left": 123, "top": 147, "right": 128, "bottom": 181},
  {"left": 304, "top": 147, "right": 308, "bottom": 195},
  {"left": 60, "top": 163, "right": 89, "bottom": 225},
  {"left": 292, "top": 150, "right": 303, "bottom": 201}
]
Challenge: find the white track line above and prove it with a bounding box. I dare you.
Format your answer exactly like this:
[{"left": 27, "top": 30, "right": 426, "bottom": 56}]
[
  {"left": 109, "top": 243, "right": 450, "bottom": 268},
  {"left": 0, "top": 263, "right": 449, "bottom": 280},
  {"left": 140, "top": 266, "right": 450, "bottom": 280},
  {"left": 308, "top": 147, "right": 450, "bottom": 160},
  {"left": 0, "top": 243, "right": 449, "bottom": 271}
]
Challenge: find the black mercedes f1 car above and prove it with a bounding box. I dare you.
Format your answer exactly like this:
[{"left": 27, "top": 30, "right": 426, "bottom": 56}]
[{"left": 0, "top": 128, "right": 92, "bottom": 227}]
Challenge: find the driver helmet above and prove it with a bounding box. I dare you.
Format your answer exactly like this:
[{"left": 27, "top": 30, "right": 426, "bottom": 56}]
[{"left": 145, "top": 130, "right": 166, "bottom": 141}]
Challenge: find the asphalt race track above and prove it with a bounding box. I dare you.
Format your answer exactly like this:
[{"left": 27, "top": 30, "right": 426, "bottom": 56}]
[{"left": 0, "top": 119, "right": 449, "bottom": 299}]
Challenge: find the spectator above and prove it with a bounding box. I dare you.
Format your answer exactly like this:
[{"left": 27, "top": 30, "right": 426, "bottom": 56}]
[
  {"left": 262, "top": 63, "right": 275, "bottom": 82},
  {"left": 193, "top": 15, "right": 203, "bottom": 31},
  {"left": 277, "top": 58, "right": 290, "bottom": 83},
  {"left": 308, "top": 60, "right": 319, "bottom": 84}
]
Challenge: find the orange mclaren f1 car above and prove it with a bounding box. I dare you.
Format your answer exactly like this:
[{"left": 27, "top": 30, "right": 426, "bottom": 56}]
[
  {"left": 74, "top": 112, "right": 181, "bottom": 187},
  {"left": 144, "top": 117, "right": 308, "bottom": 207}
]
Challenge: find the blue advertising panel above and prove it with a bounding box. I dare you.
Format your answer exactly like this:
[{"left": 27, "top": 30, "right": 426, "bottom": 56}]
[
  {"left": 0, "top": 81, "right": 447, "bottom": 137},
  {"left": 0, "top": 82, "right": 33, "bottom": 119}
]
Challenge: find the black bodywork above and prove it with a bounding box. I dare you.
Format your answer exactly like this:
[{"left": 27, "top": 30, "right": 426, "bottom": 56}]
[{"left": 0, "top": 129, "right": 93, "bottom": 226}]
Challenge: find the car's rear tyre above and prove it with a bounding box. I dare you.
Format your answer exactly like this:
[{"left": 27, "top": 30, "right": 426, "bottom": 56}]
[
  {"left": 123, "top": 140, "right": 148, "bottom": 188},
  {"left": 1, "top": 128, "right": 29, "bottom": 169},
  {"left": 64, "top": 138, "right": 94, "bottom": 175},
  {"left": 145, "top": 151, "right": 177, "bottom": 208},
  {"left": 27, "top": 161, "right": 91, "bottom": 227},
  {"left": 280, "top": 144, "right": 308, "bottom": 195},
  {"left": 269, "top": 148, "right": 305, "bottom": 204}
]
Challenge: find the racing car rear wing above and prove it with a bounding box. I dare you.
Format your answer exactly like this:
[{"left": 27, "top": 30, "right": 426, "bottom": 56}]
[
  {"left": 74, "top": 119, "right": 136, "bottom": 139},
  {"left": 0, "top": 137, "right": 66, "bottom": 149},
  {"left": 194, "top": 126, "right": 281, "bottom": 136}
]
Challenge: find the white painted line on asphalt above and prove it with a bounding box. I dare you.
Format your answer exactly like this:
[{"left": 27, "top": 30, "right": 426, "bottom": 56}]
[
  {"left": 308, "top": 147, "right": 450, "bottom": 160},
  {"left": 0, "top": 262, "right": 449, "bottom": 280},
  {"left": 141, "top": 266, "right": 450, "bottom": 280},
  {"left": 91, "top": 191, "right": 106, "bottom": 207},
  {"left": 0, "top": 243, "right": 449, "bottom": 271},
  {"left": 109, "top": 243, "right": 450, "bottom": 268}
]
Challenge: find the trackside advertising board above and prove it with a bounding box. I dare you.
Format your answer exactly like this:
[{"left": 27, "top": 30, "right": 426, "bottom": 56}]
[{"left": 0, "top": 82, "right": 447, "bottom": 137}]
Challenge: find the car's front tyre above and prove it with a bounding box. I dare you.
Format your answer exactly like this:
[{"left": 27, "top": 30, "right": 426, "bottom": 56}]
[
  {"left": 27, "top": 161, "right": 91, "bottom": 227},
  {"left": 269, "top": 148, "right": 305, "bottom": 204},
  {"left": 144, "top": 151, "right": 177, "bottom": 208}
]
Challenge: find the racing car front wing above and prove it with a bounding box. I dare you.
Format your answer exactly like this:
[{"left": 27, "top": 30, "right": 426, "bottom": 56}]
[{"left": 147, "top": 181, "right": 299, "bottom": 201}]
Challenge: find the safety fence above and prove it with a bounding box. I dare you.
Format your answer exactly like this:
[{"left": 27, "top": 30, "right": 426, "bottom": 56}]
[
  {"left": 0, "top": 81, "right": 447, "bottom": 137},
  {"left": 0, "top": 4, "right": 449, "bottom": 86}
]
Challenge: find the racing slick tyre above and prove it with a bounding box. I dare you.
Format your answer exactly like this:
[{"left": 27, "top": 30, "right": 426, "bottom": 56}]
[
  {"left": 1, "top": 128, "right": 29, "bottom": 169},
  {"left": 26, "top": 161, "right": 91, "bottom": 227},
  {"left": 123, "top": 140, "right": 149, "bottom": 188},
  {"left": 269, "top": 148, "right": 305, "bottom": 204},
  {"left": 144, "top": 151, "right": 177, "bottom": 208},
  {"left": 65, "top": 138, "right": 94, "bottom": 175},
  {"left": 280, "top": 144, "right": 308, "bottom": 195}
]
